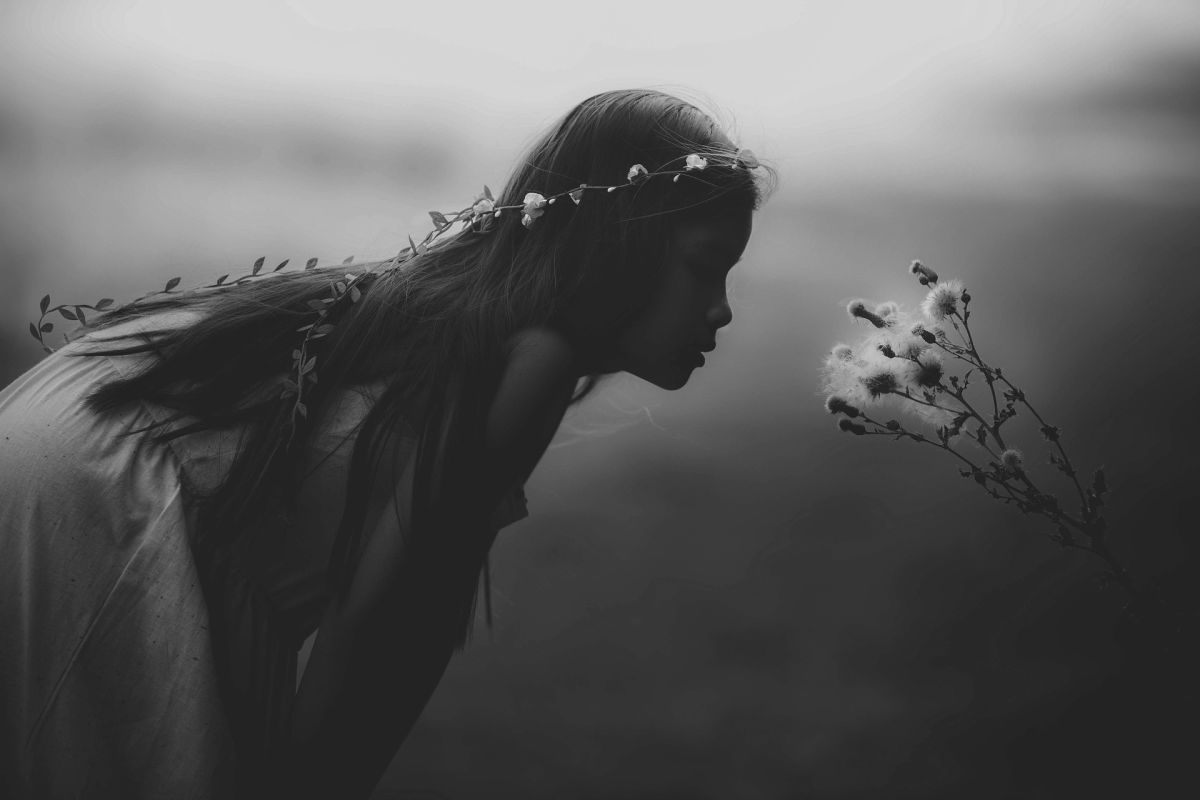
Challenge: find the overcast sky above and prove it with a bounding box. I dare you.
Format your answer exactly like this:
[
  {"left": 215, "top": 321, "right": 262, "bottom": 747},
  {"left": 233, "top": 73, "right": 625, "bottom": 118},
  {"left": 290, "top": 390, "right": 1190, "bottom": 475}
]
[{"left": 3, "top": 0, "right": 1198, "bottom": 197}]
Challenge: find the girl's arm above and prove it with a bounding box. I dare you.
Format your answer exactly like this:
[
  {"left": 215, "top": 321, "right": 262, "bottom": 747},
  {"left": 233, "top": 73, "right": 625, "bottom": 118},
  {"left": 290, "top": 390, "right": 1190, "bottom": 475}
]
[{"left": 278, "top": 327, "right": 576, "bottom": 798}]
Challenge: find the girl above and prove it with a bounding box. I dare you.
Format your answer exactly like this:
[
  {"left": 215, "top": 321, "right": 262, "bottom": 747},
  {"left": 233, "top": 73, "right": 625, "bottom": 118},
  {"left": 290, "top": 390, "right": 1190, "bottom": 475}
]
[{"left": 0, "top": 88, "right": 773, "bottom": 798}]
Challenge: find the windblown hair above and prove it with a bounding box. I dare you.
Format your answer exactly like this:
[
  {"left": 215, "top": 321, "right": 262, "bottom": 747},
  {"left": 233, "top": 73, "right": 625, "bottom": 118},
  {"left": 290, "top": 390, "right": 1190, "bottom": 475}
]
[{"left": 74, "top": 88, "right": 776, "bottom": 650}]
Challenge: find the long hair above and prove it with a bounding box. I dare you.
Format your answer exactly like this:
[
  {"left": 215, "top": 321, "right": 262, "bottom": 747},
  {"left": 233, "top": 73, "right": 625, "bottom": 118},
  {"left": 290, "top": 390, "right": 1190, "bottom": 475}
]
[{"left": 73, "top": 88, "right": 777, "bottom": 648}]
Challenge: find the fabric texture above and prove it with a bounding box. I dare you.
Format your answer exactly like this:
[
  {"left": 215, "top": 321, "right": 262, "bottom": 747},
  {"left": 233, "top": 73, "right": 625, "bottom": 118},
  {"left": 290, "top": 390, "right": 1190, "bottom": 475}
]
[{"left": 0, "top": 313, "right": 528, "bottom": 798}]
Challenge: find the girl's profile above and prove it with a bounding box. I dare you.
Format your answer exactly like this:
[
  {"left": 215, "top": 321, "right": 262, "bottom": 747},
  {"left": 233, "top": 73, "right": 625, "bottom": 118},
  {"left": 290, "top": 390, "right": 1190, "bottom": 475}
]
[{"left": 0, "top": 88, "right": 773, "bottom": 798}]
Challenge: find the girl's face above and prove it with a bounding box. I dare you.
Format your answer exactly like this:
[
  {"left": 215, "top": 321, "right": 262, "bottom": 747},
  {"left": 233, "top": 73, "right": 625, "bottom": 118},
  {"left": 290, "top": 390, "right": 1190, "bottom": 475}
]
[{"left": 611, "top": 207, "right": 753, "bottom": 389}]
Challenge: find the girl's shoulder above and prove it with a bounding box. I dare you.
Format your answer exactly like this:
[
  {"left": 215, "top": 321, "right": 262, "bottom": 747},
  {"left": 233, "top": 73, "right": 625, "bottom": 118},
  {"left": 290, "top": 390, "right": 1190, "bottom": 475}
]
[
  {"left": 502, "top": 326, "right": 575, "bottom": 373},
  {"left": 485, "top": 327, "right": 576, "bottom": 485}
]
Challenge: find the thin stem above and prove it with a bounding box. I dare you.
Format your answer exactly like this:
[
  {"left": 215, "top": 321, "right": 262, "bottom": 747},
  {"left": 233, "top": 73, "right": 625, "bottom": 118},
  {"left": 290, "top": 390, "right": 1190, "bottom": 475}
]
[
  {"left": 955, "top": 312, "right": 1001, "bottom": 425},
  {"left": 856, "top": 413, "right": 1089, "bottom": 546},
  {"left": 995, "top": 373, "right": 1090, "bottom": 515},
  {"left": 860, "top": 411, "right": 985, "bottom": 476},
  {"left": 948, "top": 385, "right": 1008, "bottom": 452},
  {"left": 891, "top": 386, "right": 1000, "bottom": 456}
]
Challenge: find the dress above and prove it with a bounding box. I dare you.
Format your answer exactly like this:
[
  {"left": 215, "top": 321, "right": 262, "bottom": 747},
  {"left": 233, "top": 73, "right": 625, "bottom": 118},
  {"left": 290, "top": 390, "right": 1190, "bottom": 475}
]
[{"left": 0, "top": 311, "right": 528, "bottom": 798}]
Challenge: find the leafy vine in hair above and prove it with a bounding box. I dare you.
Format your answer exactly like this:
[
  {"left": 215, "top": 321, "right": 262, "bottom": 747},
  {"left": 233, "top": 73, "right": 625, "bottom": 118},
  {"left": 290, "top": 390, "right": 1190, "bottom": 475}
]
[{"left": 30, "top": 150, "right": 761, "bottom": 443}]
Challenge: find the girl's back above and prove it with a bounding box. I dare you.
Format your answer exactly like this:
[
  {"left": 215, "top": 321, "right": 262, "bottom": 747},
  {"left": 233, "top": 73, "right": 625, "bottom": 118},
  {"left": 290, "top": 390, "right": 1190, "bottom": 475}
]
[
  {"left": 1, "top": 311, "right": 240, "bottom": 796},
  {"left": 0, "top": 309, "right": 527, "bottom": 797}
]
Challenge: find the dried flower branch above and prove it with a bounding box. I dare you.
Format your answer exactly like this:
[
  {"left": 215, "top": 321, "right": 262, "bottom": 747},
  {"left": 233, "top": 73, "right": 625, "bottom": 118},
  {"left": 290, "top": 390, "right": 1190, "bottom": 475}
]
[
  {"left": 821, "top": 264, "right": 1200, "bottom": 710},
  {"left": 820, "top": 263, "right": 1131, "bottom": 593}
]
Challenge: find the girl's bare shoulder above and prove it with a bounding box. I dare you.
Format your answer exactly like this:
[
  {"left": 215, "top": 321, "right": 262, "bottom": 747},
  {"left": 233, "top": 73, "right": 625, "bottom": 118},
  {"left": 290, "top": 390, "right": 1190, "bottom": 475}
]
[
  {"left": 502, "top": 325, "right": 575, "bottom": 370},
  {"left": 488, "top": 327, "right": 576, "bottom": 455}
]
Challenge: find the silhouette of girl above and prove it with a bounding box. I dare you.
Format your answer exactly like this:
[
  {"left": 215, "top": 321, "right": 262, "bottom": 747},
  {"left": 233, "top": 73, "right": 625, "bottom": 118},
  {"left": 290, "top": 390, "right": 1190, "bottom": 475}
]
[{"left": 0, "top": 88, "right": 773, "bottom": 798}]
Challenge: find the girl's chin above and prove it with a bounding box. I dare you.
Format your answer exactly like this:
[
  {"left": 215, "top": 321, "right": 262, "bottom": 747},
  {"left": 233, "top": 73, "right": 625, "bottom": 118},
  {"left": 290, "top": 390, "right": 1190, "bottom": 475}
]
[{"left": 636, "top": 360, "right": 697, "bottom": 391}]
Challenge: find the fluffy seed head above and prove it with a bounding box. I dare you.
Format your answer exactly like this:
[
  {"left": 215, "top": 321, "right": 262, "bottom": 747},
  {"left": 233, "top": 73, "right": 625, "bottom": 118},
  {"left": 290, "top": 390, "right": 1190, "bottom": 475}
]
[
  {"left": 897, "top": 338, "right": 927, "bottom": 360},
  {"left": 911, "top": 351, "right": 945, "bottom": 387},
  {"left": 821, "top": 347, "right": 869, "bottom": 407},
  {"left": 913, "top": 403, "right": 957, "bottom": 430},
  {"left": 1001, "top": 449, "right": 1024, "bottom": 471},
  {"left": 861, "top": 367, "right": 899, "bottom": 398},
  {"left": 921, "top": 280, "right": 966, "bottom": 322}
]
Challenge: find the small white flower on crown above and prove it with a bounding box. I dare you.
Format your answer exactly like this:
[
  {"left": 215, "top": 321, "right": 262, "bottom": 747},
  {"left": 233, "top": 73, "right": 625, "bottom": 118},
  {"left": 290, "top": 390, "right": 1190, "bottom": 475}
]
[
  {"left": 521, "top": 193, "right": 548, "bottom": 228},
  {"left": 627, "top": 164, "right": 650, "bottom": 184},
  {"left": 684, "top": 154, "right": 708, "bottom": 171}
]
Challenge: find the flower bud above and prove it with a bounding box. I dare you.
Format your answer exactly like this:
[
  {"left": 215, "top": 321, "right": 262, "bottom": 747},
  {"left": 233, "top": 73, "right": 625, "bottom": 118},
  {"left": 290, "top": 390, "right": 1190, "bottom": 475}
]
[
  {"left": 825, "top": 395, "right": 860, "bottom": 417},
  {"left": 911, "top": 324, "right": 937, "bottom": 344},
  {"left": 909, "top": 260, "right": 939, "bottom": 284},
  {"left": 877, "top": 343, "right": 895, "bottom": 358},
  {"left": 838, "top": 418, "right": 867, "bottom": 435},
  {"left": 847, "top": 300, "right": 887, "bottom": 328},
  {"left": 521, "top": 193, "right": 548, "bottom": 228}
]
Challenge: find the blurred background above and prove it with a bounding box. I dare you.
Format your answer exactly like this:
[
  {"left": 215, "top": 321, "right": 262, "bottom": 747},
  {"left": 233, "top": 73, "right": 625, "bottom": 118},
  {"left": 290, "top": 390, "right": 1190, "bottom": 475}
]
[{"left": 3, "top": 1, "right": 1198, "bottom": 797}]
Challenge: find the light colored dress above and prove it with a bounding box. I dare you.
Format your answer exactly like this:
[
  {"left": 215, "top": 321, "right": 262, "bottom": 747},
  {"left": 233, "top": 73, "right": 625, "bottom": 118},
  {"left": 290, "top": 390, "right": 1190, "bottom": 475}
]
[{"left": 0, "top": 312, "right": 528, "bottom": 798}]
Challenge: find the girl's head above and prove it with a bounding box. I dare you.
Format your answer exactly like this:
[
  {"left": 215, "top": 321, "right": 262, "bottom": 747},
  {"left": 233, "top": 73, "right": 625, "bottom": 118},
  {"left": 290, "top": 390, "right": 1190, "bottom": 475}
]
[{"left": 482, "top": 88, "right": 774, "bottom": 388}]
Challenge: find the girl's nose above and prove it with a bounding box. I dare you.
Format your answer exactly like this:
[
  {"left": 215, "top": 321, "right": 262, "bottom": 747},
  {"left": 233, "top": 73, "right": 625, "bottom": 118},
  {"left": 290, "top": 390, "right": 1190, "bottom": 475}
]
[{"left": 707, "top": 297, "right": 733, "bottom": 330}]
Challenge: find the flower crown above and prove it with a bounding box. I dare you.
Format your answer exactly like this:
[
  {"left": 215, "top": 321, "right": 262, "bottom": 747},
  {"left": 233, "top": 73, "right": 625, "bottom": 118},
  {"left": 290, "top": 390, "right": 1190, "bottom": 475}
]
[{"left": 31, "top": 149, "right": 761, "bottom": 440}]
